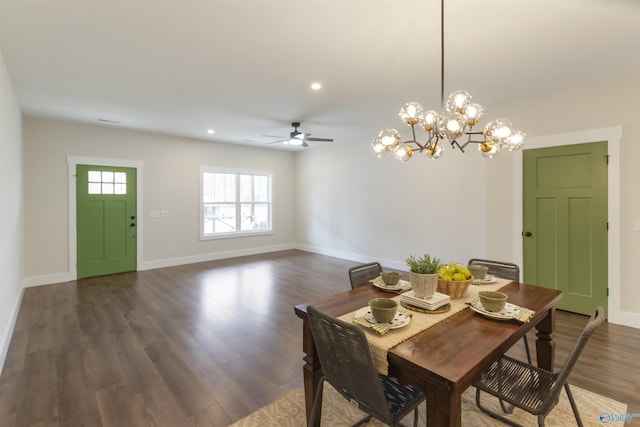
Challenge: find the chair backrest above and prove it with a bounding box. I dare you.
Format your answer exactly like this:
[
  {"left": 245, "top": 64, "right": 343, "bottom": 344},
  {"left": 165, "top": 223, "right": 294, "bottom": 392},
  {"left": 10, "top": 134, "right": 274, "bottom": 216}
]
[
  {"left": 348, "top": 262, "right": 383, "bottom": 289},
  {"left": 468, "top": 258, "right": 520, "bottom": 282},
  {"left": 306, "top": 305, "right": 394, "bottom": 423},
  {"left": 541, "top": 306, "right": 606, "bottom": 414}
]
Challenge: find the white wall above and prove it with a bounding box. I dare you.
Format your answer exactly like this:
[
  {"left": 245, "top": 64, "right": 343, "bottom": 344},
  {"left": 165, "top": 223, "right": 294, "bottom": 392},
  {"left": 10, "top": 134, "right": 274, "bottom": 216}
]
[
  {"left": 295, "top": 122, "right": 488, "bottom": 270},
  {"left": 23, "top": 118, "right": 297, "bottom": 284},
  {"left": 295, "top": 73, "right": 640, "bottom": 328},
  {"left": 0, "top": 50, "right": 24, "bottom": 373}
]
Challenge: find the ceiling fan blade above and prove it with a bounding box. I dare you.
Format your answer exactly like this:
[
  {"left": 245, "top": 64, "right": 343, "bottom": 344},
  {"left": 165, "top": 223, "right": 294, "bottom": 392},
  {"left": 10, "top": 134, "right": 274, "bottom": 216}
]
[
  {"left": 262, "top": 134, "right": 286, "bottom": 139},
  {"left": 267, "top": 139, "right": 287, "bottom": 144},
  {"left": 305, "top": 137, "right": 334, "bottom": 142},
  {"left": 302, "top": 141, "right": 309, "bottom": 148}
]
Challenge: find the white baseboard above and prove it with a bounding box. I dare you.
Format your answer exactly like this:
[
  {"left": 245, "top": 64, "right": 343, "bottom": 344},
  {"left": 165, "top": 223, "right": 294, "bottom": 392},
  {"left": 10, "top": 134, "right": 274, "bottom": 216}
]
[
  {"left": 294, "top": 243, "right": 408, "bottom": 272},
  {"left": 608, "top": 309, "right": 640, "bottom": 329},
  {"left": 22, "top": 245, "right": 297, "bottom": 286},
  {"left": 23, "top": 272, "right": 75, "bottom": 288},
  {"left": 138, "top": 243, "right": 296, "bottom": 270},
  {"left": 0, "top": 286, "right": 24, "bottom": 378}
]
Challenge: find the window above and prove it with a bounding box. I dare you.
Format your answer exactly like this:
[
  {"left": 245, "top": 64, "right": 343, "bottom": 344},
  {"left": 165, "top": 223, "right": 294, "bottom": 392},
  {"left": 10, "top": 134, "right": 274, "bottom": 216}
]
[
  {"left": 88, "top": 170, "right": 127, "bottom": 194},
  {"left": 201, "top": 168, "right": 272, "bottom": 238}
]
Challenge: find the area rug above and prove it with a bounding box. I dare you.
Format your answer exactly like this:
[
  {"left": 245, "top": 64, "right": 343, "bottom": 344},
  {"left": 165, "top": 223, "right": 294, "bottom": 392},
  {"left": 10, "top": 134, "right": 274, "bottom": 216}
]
[{"left": 229, "top": 383, "right": 628, "bottom": 427}]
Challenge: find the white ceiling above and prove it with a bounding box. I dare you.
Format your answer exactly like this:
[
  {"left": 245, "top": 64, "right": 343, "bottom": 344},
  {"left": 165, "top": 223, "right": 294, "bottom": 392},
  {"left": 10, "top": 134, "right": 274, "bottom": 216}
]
[{"left": 1, "top": 0, "right": 639, "bottom": 151}]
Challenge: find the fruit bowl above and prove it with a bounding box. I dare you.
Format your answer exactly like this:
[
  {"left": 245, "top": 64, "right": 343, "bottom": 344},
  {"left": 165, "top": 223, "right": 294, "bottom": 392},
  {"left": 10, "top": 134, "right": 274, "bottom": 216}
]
[{"left": 437, "top": 277, "right": 473, "bottom": 299}]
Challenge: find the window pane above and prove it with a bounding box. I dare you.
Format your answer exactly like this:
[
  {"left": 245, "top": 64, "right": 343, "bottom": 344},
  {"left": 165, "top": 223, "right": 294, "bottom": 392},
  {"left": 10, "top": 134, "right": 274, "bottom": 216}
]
[
  {"left": 204, "top": 172, "right": 235, "bottom": 203},
  {"left": 102, "top": 183, "right": 114, "bottom": 194},
  {"left": 114, "top": 183, "right": 127, "bottom": 194},
  {"left": 253, "top": 203, "right": 269, "bottom": 229},
  {"left": 241, "top": 203, "right": 270, "bottom": 231},
  {"left": 88, "top": 171, "right": 101, "bottom": 182},
  {"left": 204, "top": 203, "right": 236, "bottom": 234},
  {"left": 240, "top": 203, "right": 254, "bottom": 230},
  {"left": 254, "top": 175, "right": 268, "bottom": 202},
  {"left": 102, "top": 171, "right": 114, "bottom": 183},
  {"left": 88, "top": 183, "right": 101, "bottom": 194},
  {"left": 239, "top": 175, "right": 252, "bottom": 202},
  {"left": 114, "top": 172, "right": 127, "bottom": 184}
]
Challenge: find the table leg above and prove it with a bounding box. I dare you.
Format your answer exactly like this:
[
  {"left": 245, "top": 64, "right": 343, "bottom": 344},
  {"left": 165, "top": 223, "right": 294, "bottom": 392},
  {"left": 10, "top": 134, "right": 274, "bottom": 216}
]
[
  {"left": 426, "top": 385, "right": 462, "bottom": 427},
  {"left": 535, "top": 306, "right": 556, "bottom": 371},
  {"left": 301, "top": 318, "right": 323, "bottom": 427}
]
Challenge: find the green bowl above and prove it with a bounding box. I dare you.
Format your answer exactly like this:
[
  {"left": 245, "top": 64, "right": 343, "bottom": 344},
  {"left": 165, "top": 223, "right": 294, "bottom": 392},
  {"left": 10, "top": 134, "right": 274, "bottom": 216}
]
[
  {"left": 380, "top": 271, "right": 401, "bottom": 286},
  {"left": 478, "top": 291, "right": 507, "bottom": 312},
  {"left": 368, "top": 298, "right": 398, "bottom": 323},
  {"left": 468, "top": 265, "right": 489, "bottom": 280}
]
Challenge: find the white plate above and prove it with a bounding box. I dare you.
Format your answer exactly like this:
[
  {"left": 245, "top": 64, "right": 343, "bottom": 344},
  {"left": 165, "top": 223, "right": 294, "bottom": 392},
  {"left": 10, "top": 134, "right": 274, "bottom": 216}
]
[
  {"left": 469, "top": 300, "right": 521, "bottom": 320},
  {"left": 354, "top": 307, "right": 411, "bottom": 329},
  {"left": 371, "top": 276, "right": 410, "bottom": 291},
  {"left": 401, "top": 291, "right": 450, "bottom": 310},
  {"left": 473, "top": 275, "right": 497, "bottom": 285}
]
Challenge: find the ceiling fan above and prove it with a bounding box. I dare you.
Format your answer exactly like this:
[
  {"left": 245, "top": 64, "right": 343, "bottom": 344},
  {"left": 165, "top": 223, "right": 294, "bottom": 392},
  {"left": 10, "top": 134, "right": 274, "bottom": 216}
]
[{"left": 265, "top": 122, "right": 334, "bottom": 148}]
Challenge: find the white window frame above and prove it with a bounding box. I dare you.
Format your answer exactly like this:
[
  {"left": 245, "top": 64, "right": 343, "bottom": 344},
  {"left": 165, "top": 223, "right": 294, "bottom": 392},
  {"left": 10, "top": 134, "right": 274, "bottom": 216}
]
[{"left": 200, "top": 166, "right": 273, "bottom": 239}]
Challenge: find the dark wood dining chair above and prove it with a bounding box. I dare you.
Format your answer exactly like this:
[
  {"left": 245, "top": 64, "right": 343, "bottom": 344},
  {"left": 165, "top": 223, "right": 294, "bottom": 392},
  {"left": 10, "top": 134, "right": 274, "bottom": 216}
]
[
  {"left": 468, "top": 258, "right": 532, "bottom": 365},
  {"left": 474, "top": 306, "right": 605, "bottom": 427},
  {"left": 348, "top": 262, "right": 382, "bottom": 289},
  {"left": 306, "top": 305, "right": 425, "bottom": 427}
]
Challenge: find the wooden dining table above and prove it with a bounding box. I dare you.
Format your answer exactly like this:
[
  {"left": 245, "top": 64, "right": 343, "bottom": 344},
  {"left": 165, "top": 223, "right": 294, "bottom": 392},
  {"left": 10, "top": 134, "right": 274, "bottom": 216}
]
[{"left": 294, "top": 281, "right": 562, "bottom": 427}]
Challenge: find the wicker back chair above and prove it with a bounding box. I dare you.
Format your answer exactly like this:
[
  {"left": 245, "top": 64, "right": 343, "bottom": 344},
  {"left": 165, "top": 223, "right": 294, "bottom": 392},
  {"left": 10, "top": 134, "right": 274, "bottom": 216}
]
[
  {"left": 306, "top": 305, "right": 425, "bottom": 427},
  {"left": 348, "top": 262, "right": 382, "bottom": 289},
  {"left": 474, "top": 306, "right": 605, "bottom": 427},
  {"left": 468, "top": 258, "right": 532, "bottom": 364}
]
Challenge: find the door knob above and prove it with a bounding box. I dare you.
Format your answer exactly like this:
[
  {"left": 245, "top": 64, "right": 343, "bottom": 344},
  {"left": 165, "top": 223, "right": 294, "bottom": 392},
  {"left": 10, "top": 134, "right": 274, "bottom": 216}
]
[
  {"left": 524, "top": 231, "right": 533, "bottom": 237},
  {"left": 130, "top": 223, "right": 136, "bottom": 227}
]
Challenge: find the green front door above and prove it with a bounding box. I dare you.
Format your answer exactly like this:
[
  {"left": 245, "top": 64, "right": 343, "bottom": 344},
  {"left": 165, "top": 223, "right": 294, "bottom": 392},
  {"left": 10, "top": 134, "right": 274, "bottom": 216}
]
[
  {"left": 522, "top": 142, "right": 608, "bottom": 315},
  {"left": 77, "top": 165, "right": 137, "bottom": 279}
]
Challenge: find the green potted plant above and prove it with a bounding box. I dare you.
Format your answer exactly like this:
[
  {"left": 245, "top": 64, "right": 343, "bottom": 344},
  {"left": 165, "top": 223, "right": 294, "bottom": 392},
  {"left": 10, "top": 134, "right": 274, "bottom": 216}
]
[{"left": 405, "top": 253, "right": 442, "bottom": 298}]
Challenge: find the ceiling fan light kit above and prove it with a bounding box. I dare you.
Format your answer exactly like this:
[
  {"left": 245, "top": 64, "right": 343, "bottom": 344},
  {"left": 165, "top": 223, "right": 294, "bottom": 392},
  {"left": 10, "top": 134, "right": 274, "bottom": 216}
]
[
  {"left": 371, "top": 0, "right": 525, "bottom": 161},
  {"left": 267, "top": 122, "right": 334, "bottom": 148}
]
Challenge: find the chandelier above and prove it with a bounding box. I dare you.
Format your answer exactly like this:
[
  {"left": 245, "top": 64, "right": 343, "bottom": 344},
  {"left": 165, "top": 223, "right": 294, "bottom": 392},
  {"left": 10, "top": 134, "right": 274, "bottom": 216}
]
[{"left": 371, "top": 0, "right": 525, "bottom": 161}]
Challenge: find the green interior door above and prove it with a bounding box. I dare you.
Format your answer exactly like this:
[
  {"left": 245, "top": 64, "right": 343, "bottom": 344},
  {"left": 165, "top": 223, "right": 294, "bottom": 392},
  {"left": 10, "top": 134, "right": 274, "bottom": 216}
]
[
  {"left": 77, "top": 165, "right": 137, "bottom": 279},
  {"left": 522, "top": 142, "right": 608, "bottom": 315}
]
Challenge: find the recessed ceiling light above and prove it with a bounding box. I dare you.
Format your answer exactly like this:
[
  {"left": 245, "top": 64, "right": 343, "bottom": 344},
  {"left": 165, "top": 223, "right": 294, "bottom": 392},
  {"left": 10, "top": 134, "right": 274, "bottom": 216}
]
[
  {"left": 207, "top": 129, "right": 215, "bottom": 134},
  {"left": 311, "top": 82, "right": 322, "bottom": 90}
]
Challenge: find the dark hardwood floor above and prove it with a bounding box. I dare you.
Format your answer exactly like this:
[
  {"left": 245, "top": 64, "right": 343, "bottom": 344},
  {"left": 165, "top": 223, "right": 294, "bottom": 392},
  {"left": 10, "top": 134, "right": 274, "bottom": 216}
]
[{"left": 0, "top": 250, "right": 638, "bottom": 426}]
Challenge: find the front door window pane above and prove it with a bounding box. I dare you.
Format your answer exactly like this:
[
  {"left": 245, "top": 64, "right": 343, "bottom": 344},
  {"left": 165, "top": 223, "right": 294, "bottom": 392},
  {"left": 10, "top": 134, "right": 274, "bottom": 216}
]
[{"left": 88, "top": 169, "right": 127, "bottom": 195}]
